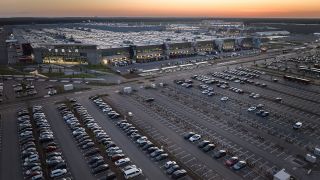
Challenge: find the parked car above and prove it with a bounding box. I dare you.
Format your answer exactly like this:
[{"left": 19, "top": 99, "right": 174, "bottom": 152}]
[
  {"left": 293, "top": 122, "right": 302, "bottom": 129},
  {"left": 233, "top": 160, "right": 246, "bottom": 170},
  {"left": 115, "top": 158, "right": 130, "bottom": 167},
  {"left": 225, "top": 156, "right": 239, "bottom": 167},
  {"left": 213, "top": 150, "right": 227, "bottom": 159},
  {"left": 172, "top": 169, "right": 187, "bottom": 179},
  {"left": 189, "top": 134, "right": 201, "bottom": 142}
]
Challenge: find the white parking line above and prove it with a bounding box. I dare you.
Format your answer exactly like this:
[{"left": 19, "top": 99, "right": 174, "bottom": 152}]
[
  {"left": 276, "top": 151, "right": 285, "bottom": 157},
  {"left": 284, "top": 155, "right": 292, "bottom": 160},
  {"left": 270, "top": 148, "right": 279, "bottom": 153},
  {"left": 251, "top": 157, "right": 262, "bottom": 164},
  {"left": 245, "top": 154, "right": 255, "bottom": 160},
  {"left": 208, "top": 174, "right": 220, "bottom": 180},
  {"left": 258, "top": 161, "right": 268, "bottom": 168},
  {"left": 194, "top": 166, "right": 205, "bottom": 173},
  {"left": 253, "top": 175, "right": 263, "bottom": 180},
  {"left": 174, "top": 150, "right": 186, "bottom": 156},
  {"left": 184, "top": 157, "right": 196, "bottom": 164},
  {"left": 167, "top": 144, "right": 176, "bottom": 149},
  {"left": 202, "top": 169, "right": 213, "bottom": 177},
  {"left": 180, "top": 154, "right": 191, "bottom": 160},
  {"left": 243, "top": 171, "right": 254, "bottom": 178}
]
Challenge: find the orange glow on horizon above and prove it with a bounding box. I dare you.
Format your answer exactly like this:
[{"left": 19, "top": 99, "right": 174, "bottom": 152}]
[{"left": 0, "top": 0, "right": 319, "bottom": 18}]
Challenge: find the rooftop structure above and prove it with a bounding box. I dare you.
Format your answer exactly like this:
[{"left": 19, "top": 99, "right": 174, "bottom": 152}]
[{"left": 13, "top": 26, "right": 219, "bottom": 49}]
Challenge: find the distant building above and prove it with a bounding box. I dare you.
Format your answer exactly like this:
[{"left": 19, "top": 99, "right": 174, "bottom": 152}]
[
  {"left": 255, "top": 31, "right": 290, "bottom": 37},
  {"left": 6, "top": 24, "right": 261, "bottom": 65}
]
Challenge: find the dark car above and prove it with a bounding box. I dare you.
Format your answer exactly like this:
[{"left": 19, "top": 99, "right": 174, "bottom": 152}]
[
  {"left": 98, "top": 171, "right": 116, "bottom": 180},
  {"left": 92, "top": 164, "right": 109, "bottom": 174},
  {"left": 213, "top": 150, "right": 227, "bottom": 159},
  {"left": 147, "top": 147, "right": 159, "bottom": 153},
  {"left": 155, "top": 153, "right": 168, "bottom": 161},
  {"left": 145, "top": 98, "right": 155, "bottom": 102},
  {"left": 88, "top": 155, "right": 104, "bottom": 165},
  {"left": 202, "top": 144, "right": 215, "bottom": 152},
  {"left": 183, "top": 132, "right": 195, "bottom": 140},
  {"left": 198, "top": 140, "right": 210, "bottom": 148},
  {"left": 142, "top": 143, "right": 154, "bottom": 150},
  {"left": 172, "top": 169, "right": 187, "bottom": 179},
  {"left": 90, "top": 159, "right": 105, "bottom": 169},
  {"left": 53, "top": 162, "right": 67, "bottom": 170},
  {"left": 150, "top": 149, "right": 164, "bottom": 158},
  {"left": 166, "top": 165, "right": 180, "bottom": 175},
  {"left": 84, "top": 148, "right": 100, "bottom": 157}
]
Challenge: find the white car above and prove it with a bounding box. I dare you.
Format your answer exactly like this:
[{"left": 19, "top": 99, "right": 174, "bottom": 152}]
[
  {"left": 115, "top": 157, "right": 131, "bottom": 167},
  {"left": 50, "top": 168, "right": 67, "bottom": 178},
  {"left": 220, "top": 97, "right": 229, "bottom": 101},
  {"left": 189, "top": 134, "right": 201, "bottom": 142},
  {"left": 123, "top": 167, "right": 142, "bottom": 179},
  {"left": 293, "top": 122, "right": 302, "bottom": 129},
  {"left": 253, "top": 94, "right": 260, "bottom": 98},
  {"left": 136, "top": 136, "right": 148, "bottom": 144},
  {"left": 247, "top": 107, "right": 256, "bottom": 112},
  {"left": 164, "top": 161, "right": 177, "bottom": 169}
]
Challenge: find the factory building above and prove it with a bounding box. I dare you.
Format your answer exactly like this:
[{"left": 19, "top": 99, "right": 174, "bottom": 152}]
[
  {"left": 100, "top": 47, "right": 131, "bottom": 66},
  {"left": 195, "top": 40, "right": 216, "bottom": 55},
  {"left": 222, "top": 39, "right": 236, "bottom": 52},
  {"left": 33, "top": 44, "right": 99, "bottom": 65},
  {"left": 166, "top": 42, "right": 196, "bottom": 59},
  {"left": 134, "top": 44, "right": 165, "bottom": 63},
  {"left": 9, "top": 36, "right": 259, "bottom": 65}
]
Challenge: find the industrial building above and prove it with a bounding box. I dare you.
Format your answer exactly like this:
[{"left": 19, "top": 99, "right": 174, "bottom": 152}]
[{"left": 5, "top": 24, "right": 261, "bottom": 65}]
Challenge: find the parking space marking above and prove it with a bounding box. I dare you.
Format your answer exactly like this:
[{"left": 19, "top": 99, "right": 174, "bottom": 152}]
[
  {"left": 284, "top": 155, "right": 293, "bottom": 160},
  {"left": 174, "top": 150, "right": 186, "bottom": 156},
  {"left": 184, "top": 157, "right": 196, "bottom": 164},
  {"left": 276, "top": 151, "right": 285, "bottom": 157},
  {"left": 243, "top": 171, "right": 254, "bottom": 178},
  {"left": 180, "top": 153, "right": 191, "bottom": 160}
]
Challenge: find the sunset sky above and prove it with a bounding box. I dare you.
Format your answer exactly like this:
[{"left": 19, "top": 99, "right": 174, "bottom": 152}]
[{"left": 0, "top": 0, "right": 320, "bottom": 18}]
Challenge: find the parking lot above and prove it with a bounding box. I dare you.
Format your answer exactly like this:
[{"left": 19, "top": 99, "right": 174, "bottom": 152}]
[{"left": 0, "top": 50, "right": 319, "bottom": 180}]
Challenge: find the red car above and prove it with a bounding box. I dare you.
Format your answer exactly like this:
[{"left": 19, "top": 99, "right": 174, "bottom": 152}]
[
  {"left": 45, "top": 146, "right": 57, "bottom": 153},
  {"left": 225, "top": 156, "right": 239, "bottom": 167}
]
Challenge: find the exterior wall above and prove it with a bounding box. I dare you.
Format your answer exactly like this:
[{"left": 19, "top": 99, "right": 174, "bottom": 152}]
[
  {"left": 135, "top": 45, "right": 165, "bottom": 63},
  {"left": 222, "top": 39, "right": 236, "bottom": 52},
  {"left": 236, "top": 38, "right": 254, "bottom": 50},
  {"left": 27, "top": 36, "right": 261, "bottom": 65},
  {"left": 33, "top": 47, "right": 44, "bottom": 63},
  {"left": 167, "top": 42, "right": 196, "bottom": 58},
  {"left": 214, "top": 39, "right": 224, "bottom": 52},
  {"left": 39, "top": 44, "right": 98, "bottom": 64},
  {"left": 100, "top": 47, "right": 131, "bottom": 65},
  {"left": 195, "top": 40, "right": 215, "bottom": 54}
]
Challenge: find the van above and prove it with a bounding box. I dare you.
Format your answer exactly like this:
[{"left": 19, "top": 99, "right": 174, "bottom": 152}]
[{"left": 123, "top": 167, "right": 142, "bottom": 179}]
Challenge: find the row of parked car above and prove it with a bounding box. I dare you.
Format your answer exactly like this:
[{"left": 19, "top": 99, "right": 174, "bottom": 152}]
[
  {"left": 174, "top": 79, "right": 193, "bottom": 88},
  {"left": 18, "top": 108, "right": 44, "bottom": 180},
  {"left": 184, "top": 132, "right": 247, "bottom": 171},
  {"left": 13, "top": 83, "right": 38, "bottom": 98},
  {"left": 17, "top": 106, "right": 70, "bottom": 180},
  {"left": 32, "top": 106, "right": 70, "bottom": 179},
  {"left": 57, "top": 102, "right": 116, "bottom": 179},
  {"left": 91, "top": 96, "right": 188, "bottom": 179},
  {"left": 192, "top": 74, "right": 230, "bottom": 87}
]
